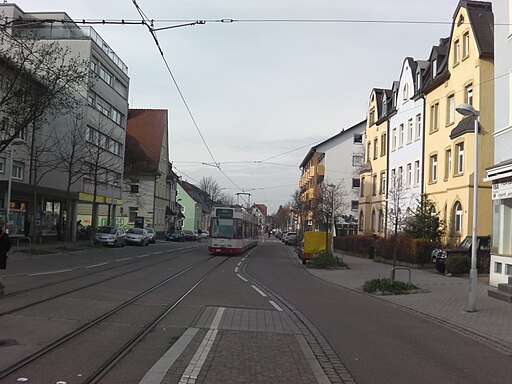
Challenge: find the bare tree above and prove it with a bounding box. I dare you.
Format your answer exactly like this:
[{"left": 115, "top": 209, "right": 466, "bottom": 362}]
[
  {"left": 218, "top": 192, "right": 236, "bottom": 206},
  {"left": 84, "top": 114, "right": 124, "bottom": 244},
  {"left": 316, "top": 180, "right": 348, "bottom": 252},
  {"left": 199, "top": 176, "right": 224, "bottom": 211},
  {"left": 290, "top": 189, "right": 307, "bottom": 238},
  {"left": 0, "top": 27, "right": 88, "bottom": 152},
  {"left": 386, "top": 171, "right": 416, "bottom": 267},
  {"left": 50, "top": 112, "right": 91, "bottom": 243}
]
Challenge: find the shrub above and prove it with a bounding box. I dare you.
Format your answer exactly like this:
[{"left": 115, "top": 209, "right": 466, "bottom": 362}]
[
  {"left": 308, "top": 252, "right": 347, "bottom": 269},
  {"left": 374, "top": 234, "right": 439, "bottom": 265},
  {"left": 362, "top": 278, "right": 418, "bottom": 295},
  {"left": 334, "top": 235, "right": 376, "bottom": 257},
  {"left": 445, "top": 255, "right": 471, "bottom": 275}
]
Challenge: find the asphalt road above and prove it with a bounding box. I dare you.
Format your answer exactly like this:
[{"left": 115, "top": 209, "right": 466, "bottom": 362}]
[{"left": 245, "top": 239, "right": 512, "bottom": 384}]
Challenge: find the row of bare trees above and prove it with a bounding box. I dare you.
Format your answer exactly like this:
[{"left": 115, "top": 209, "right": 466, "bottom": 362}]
[{"left": 1, "top": 26, "right": 123, "bottom": 243}]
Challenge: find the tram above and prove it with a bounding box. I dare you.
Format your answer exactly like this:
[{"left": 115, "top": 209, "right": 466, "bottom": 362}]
[{"left": 208, "top": 205, "right": 259, "bottom": 254}]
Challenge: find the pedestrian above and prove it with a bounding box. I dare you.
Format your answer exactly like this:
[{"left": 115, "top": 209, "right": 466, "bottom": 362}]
[
  {"left": 0, "top": 219, "right": 11, "bottom": 290},
  {"left": 24, "top": 218, "right": 30, "bottom": 237},
  {"left": 56, "top": 220, "right": 61, "bottom": 240}
]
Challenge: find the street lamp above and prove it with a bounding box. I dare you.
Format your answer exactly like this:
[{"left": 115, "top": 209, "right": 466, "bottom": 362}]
[
  {"left": 455, "top": 103, "right": 480, "bottom": 312},
  {"left": 6, "top": 138, "right": 26, "bottom": 234}
]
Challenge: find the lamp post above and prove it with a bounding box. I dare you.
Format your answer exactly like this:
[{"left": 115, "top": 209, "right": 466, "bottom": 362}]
[
  {"left": 455, "top": 103, "right": 480, "bottom": 312},
  {"left": 5, "top": 138, "right": 26, "bottom": 234},
  {"left": 108, "top": 178, "right": 120, "bottom": 226}
]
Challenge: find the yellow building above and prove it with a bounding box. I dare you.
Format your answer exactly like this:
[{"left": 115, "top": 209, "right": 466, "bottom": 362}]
[
  {"left": 359, "top": 88, "right": 389, "bottom": 235},
  {"left": 299, "top": 152, "right": 323, "bottom": 231},
  {"left": 423, "top": 1, "right": 493, "bottom": 245}
]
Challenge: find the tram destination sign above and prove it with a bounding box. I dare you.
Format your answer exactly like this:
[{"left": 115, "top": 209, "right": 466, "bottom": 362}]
[{"left": 216, "top": 208, "right": 234, "bottom": 218}]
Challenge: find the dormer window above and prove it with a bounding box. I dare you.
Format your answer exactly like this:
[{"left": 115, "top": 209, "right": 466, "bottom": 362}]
[
  {"left": 403, "top": 83, "right": 409, "bottom": 101},
  {"left": 432, "top": 59, "right": 437, "bottom": 79},
  {"left": 457, "top": 15, "right": 464, "bottom": 27},
  {"left": 416, "top": 72, "right": 421, "bottom": 90}
]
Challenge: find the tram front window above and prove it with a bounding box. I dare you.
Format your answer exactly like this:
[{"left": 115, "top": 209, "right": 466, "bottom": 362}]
[{"left": 212, "top": 218, "right": 234, "bottom": 238}]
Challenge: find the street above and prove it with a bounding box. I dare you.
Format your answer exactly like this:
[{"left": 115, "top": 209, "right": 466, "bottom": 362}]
[{"left": 0, "top": 238, "right": 511, "bottom": 383}]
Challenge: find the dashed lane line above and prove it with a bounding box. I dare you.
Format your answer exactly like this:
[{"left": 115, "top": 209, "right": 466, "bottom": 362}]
[
  {"left": 85, "top": 262, "right": 109, "bottom": 268},
  {"left": 251, "top": 285, "right": 268, "bottom": 297},
  {"left": 28, "top": 269, "right": 72, "bottom": 276},
  {"left": 237, "top": 274, "right": 248, "bottom": 282},
  {"left": 268, "top": 300, "right": 283, "bottom": 312}
]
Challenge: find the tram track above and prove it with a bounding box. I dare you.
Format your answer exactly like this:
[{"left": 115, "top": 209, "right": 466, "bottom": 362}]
[
  {"left": 0, "top": 255, "right": 229, "bottom": 382},
  {"left": 0, "top": 245, "right": 203, "bottom": 316}
]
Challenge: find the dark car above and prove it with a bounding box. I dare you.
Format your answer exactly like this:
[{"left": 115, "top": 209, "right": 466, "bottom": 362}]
[
  {"left": 183, "top": 229, "right": 198, "bottom": 241},
  {"left": 167, "top": 230, "right": 185, "bottom": 242},
  {"left": 431, "top": 236, "right": 491, "bottom": 273}
]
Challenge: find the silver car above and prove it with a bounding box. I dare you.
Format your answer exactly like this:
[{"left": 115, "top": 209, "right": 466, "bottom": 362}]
[
  {"left": 95, "top": 226, "right": 126, "bottom": 247},
  {"left": 145, "top": 227, "right": 157, "bottom": 243},
  {"left": 125, "top": 228, "right": 150, "bottom": 246}
]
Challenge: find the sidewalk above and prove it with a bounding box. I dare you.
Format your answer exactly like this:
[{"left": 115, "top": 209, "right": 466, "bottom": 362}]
[{"left": 308, "top": 252, "right": 512, "bottom": 354}]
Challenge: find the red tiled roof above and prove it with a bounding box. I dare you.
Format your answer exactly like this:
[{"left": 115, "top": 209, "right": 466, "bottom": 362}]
[{"left": 125, "top": 109, "right": 168, "bottom": 174}]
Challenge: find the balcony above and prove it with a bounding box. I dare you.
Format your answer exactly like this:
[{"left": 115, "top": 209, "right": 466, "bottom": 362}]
[{"left": 317, "top": 164, "right": 325, "bottom": 177}]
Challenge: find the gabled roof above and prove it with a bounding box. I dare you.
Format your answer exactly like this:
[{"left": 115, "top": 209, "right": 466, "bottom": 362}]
[
  {"left": 178, "top": 179, "right": 209, "bottom": 211},
  {"left": 454, "top": 1, "right": 493, "bottom": 59},
  {"left": 253, "top": 203, "right": 268, "bottom": 217},
  {"left": 125, "top": 109, "right": 168, "bottom": 174},
  {"left": 421, "top": 37, "right": 450, "bottom": 94},
  {"left": 299, "top": 119, "right": 366, "bottom": 169}
]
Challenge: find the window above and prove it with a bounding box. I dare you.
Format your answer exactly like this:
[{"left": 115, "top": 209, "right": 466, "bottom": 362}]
[
  {"left": 403, "top": 83, "right": 408, "bottom": 101},
  {"left": 373, "top": 138, "right": 378, "bottom": 159},
  {"left": 399, "top": 124, "right": 404, "bottom": 147},
  {"left": 416, "top": 72, "right": 421, "bottom": 91},
  {"left": 466, "top": 85, "right": 473, "bottom": 105},
  {"left": 367, "top": 142, "right": 371, "bottom": 162},
  {"left": 378, "top": 210, "right": 384, "bottom": 232},
  {"left": 407, "top": 119, "right": 413, "bottom": 144},
  {"left": 494, "top": 262, "right": 502, "bottom": 274},
  {"left": 352, "top": 178, "right": 360, "bottom": 188},
  {"left": 372, "top": 175, "right": 377, "bottom": 196},
  {"left": 354, "top": 133, "right": 363, "bottom": 143},
  {"left": 506, "top": 264, "right": 512, "bottom": 275},
  {"left": 15, "top": 128, "right": 26, "bottom": 141},
  {"left": 390, "top": 169, "right": 396, "bottom": 186},
  {"left": 112, "top": 108, "right": 124, "bottom": 126},
  {"left": 406, "top": 163, "right": 412, "bottom": 187},
  {"left": 380, "top": 171, "right": 386, "bottom": 194},
  {"left": 360, "top": 177, "right": 365, "bottom": 197},
  {"left": 12, "top": 162, "right": 23, "bottom": 180},
  {"left": 397, "top": 166, "right": 403, "bottom": 187},
  {"left": 414, "top": 160, "right": 420, "bottom": 186},
  {"left": 369, "top": 109, "right": 375, "bottom": 126},
  {"left": 453, "top": 39, "right": 460, "bottom": 65},
  {"left": 392, "top": 127, "right": 397, "bottom": 151},
  {"left": 456, "top": 142, "right": 464, "bottom": 174},
  {"left": 432, "top": 59, "right": 437, "bottom": 78},
  {"left": 0, "top": 157, "right": 4, "bottom": 173},
  {"left": 90, "top": 59, "right": 98, "bottom": 73},
  {"left": 415, "top": 114, "right": 422, "bottom": 139},
  {"left": 454, "top": 201, "right": 463, "bottom": 234},
  {"left": 381, "top": 133, "right": 387, "bottom": 156},
  {"left": 358, "top": 211, "right": 364, "bottom": 231},
  {"left": 430, "top": 154, "right": 438, "bottom": 182},
  {"left": 352, "top": 155, "right": 363, "bottom": 166},
  {"left": 430, "top": 103, "right": 439, "bottom": 132},
  {"left": 130, "top": 184, "right": 139, "bottom": 193},
  {"left": 99, "top": 67, "right": 113, "bottom": 86},
  {"left": 445, "top": 149, "right": 452, "bottom": 179},
  {"left": 371, "top": 209, "right": 376, "bottom": 232},
  {"left": 447, "top": 95, "right": 455, "bottom": 125},
  {"left": 463, "top": 32, "right": 470, "bottom": 58},
  {"left": 1, "top": 117, "right": 8, "bottom": 132},
  {"left": 351, "top": 200, "right": 359, "bottom": 210}
]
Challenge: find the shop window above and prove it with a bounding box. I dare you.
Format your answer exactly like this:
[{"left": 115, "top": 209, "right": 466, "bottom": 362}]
[{"left": 495, "top": 262, "right": 503, "bottom": 274}]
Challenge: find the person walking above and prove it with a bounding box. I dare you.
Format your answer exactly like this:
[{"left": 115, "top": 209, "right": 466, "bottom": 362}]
[{"left": 0, "top": 219, "right": 11, "bottom": 291}]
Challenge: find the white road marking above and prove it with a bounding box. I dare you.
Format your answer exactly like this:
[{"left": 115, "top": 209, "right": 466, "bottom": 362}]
[
  {"left": 179, "top": 307, "right": 225, "bottom": 384},
  {"left": 85, "top": 262, "right": 108, "bottom": 268},
  {"left": 251, "top": 285, "right": 268, "bottom": 297},
  {"left": 137, "top": 254, "right": 150, "bottom": 258},
  {"left": 139, "top": 328, "right": 199, "bottom": 384},
  {"left": 237, "top": 274, "right": 248, "bottom": 282},
  {"left": 153, "top": 251, "right": 163, "bottom": 255},
  {"left": 28, "top": 269, "right": 72, "bottom": 276},
  {"left": 234, "top": 267, "right": 239, "bottom": 273},
  {"left": 269, "top": 300, "right": 283, "bottom": 311},
  {"left": 115, "top": 258, "right": 131, "bottom": 262},
  {"left": 237, "top": 262, "right": 242, "bottom": 266}
]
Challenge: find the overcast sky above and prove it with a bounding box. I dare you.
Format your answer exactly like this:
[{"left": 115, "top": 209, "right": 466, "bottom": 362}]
[{"left": 17, "top": 0, "right": 461, "bottom": 213}]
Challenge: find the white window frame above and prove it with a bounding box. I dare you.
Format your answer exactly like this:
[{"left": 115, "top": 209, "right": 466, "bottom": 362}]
[
  {"left": 399, "top": 124, "right": 404, "bottom": 148},
  {"left": 12, "top": 162, "right": 23, "bottom": 180},
  {"left": 414, "top": 160, "right": 420, "bottom": 186},
  {"left": 447, "top": 95, "right": 455, "bottom": 125},
  {"left": 454, "top": 202, "right": 463, "bottom": 234},
  {"left": 430, "top": 155, "right": 438, "bottom": 182},
  {"left": 407, "top": 119, "right": 413, "bottom": 144},
  {"left": 415, "top": 114, "right": 422, "bottom": 140},
  {"left": 446, "top": 149, "right": 452, "bottom": 179},
  {"left": 406, "top": 163, "right": 412, "bottom": 187},
  {"left": 456, "top": 142, "right": 464, "bottom": 174}
]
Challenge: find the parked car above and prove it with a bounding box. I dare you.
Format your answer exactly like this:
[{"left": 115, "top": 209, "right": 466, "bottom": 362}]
[
  {"left": 125, "top": 228, "right": 150, "bottom": 246},
  {"left": 200, "top": 230, "right": 209, "bottom": 239},
  {"left": 166, "top": 230, "right": 185, "bottom": 242},
  {"left": 285, "top": 233, "right": 299, "bottom": 246},
  {"left": 183, "top": 229, "right": 198, "bottom": 241},
  {"left": 95, "top": 226, "right": 125, "bottom": 247},
  {"left": 431, "top": 236, "right": 491, "bottom": 273},
  {"left": 284, "top": 232, "right": 298, "bottom": 245},
  {"left": 146, "top": 227, "right": 157, "bottom": 243}
]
